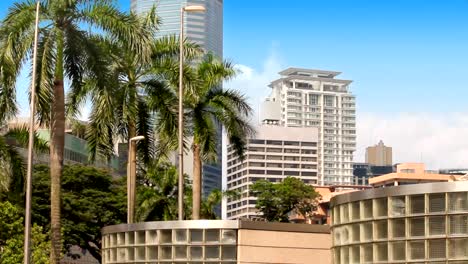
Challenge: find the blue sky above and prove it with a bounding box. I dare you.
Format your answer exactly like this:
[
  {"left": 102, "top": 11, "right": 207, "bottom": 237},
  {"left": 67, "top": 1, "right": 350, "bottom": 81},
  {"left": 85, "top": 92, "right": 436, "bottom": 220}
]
[
  {"left": 222, "top": 0, "right": 468, "bottom": 113},
  {"left": 4, "top": 0, "right": 468, "bottom": 167}
]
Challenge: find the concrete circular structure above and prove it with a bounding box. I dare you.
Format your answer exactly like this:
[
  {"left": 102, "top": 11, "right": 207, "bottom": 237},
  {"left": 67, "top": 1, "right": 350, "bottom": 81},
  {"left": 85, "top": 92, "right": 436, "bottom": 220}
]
[
  {"left": 101, "top": 220, "right": 332, "bottom": 264},
  {"left": 102, "top": 220, "right": 239, "bottom": 263},
  {"left": 330, "top": 182, "right": 468, "bottom": 264}
]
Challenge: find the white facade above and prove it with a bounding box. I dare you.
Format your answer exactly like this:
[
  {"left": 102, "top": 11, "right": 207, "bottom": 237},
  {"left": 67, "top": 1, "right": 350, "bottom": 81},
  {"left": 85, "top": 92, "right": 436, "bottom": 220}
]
[
  {"left": 131, "top": 0, "right": 223, "bottom": 57},
  {"left": 225, "top": 125, "right": 319, "bottom": 220},
  {"left": 267, "top": 68, "right": 356, "bottom": 185}
]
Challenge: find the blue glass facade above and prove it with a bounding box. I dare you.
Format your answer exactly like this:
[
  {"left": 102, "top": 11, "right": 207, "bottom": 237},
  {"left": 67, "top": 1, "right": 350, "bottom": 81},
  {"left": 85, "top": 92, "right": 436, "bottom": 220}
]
[{"left": 131, "top": 0, "right": 223, "bottom": 57}]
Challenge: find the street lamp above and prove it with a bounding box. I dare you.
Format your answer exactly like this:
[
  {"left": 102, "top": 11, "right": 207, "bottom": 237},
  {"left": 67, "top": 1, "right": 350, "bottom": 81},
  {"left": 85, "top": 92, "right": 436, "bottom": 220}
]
[
  {"left": 127, "top": 135, "right": 144, "bottom": 223},
  {"left": 24, "top": 2, "right": 40, "bottom": 264},
  {"left": 178, "top": 4, "right": 206, "bottom": 221}
]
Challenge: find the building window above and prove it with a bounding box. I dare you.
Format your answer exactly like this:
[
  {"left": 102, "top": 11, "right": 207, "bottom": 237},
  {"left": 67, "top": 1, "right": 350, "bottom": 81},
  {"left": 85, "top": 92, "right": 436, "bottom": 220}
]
[
  {"left": 266, "top": 148, "right": 282, "bottom": 153},
  {"left": 283, "top": 141, "right": 299, "bottom": 146},
  {"left": 324, "top": 95, "right": 335, "bottom": 107},
  {"left": 248, "top": 170, "right": 265, "bottom": 175},
  {"left": 248, "top": 147, "right": 264, "bottom": 152},
  {"left": 284, "top": 148, "right": 300, "bottom": 154},
  {"left": 266, "top": 170, "right": 282, "bottom": 175},
  {"left": 266, "top": 140, "right": 282, "bottom": 145},
  {"left": 309, "top": 94, "right": 319, "bottom": 106},
  {"left": 266, "top": 155, "right": 282, "bottom": 161},
  {"left": 248, "top": 139, "right": 265, "bottom": 144}
]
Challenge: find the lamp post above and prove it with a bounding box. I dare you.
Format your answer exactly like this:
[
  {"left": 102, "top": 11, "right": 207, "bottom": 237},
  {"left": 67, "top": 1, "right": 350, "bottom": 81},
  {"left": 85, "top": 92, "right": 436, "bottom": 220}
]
[
  {"left": 178, "top": 4, "right": 206, "bottom": 221},
  {"left": 127, "top": 135, "right": 144, "bottom": 224},
  {"left": 24, "top": 1, "right": 40, "bottom": 263}
]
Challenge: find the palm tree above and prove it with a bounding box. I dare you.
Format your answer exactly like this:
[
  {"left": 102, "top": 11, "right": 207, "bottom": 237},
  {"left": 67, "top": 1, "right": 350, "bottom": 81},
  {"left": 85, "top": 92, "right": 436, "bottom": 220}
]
[
  {"left": 182, "top": 54, "right": 255, "bottom": 219},
  {"left": 200, "top": 189, "right": 222, "bottom": 219},
  {"left": 67, "top": 7, "right": 202, "bottom": 164},
  {"left": 136, "top": 162, "right": 192, "bottom": 221},
  {"left": 0, "top": 1, "right": 152, "bottom": 262},
  {"left": 0, "top": 126, "right": 48, "bottom": 203},
  {"left": 136, "top": 162, "right": 227, "bottom": 221}
]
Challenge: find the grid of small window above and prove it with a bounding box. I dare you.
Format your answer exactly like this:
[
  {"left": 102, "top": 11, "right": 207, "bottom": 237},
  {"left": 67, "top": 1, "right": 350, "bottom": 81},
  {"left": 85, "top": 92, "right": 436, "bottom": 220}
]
[
  {"left": 331, "top": 190, "right": 468, "bottom": 263},
  {"left": 102, "top": 228, "right": 237, "bottom": 263}
]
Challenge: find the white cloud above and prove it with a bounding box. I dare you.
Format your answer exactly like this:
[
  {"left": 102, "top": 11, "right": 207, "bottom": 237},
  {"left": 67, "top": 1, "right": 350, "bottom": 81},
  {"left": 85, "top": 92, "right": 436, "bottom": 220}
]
[
  {"left": 357, "top": 112, "right": 468, "bottom": 169},
  {"left": 224, "top": 49, "right": 284, "bottom": 124}
]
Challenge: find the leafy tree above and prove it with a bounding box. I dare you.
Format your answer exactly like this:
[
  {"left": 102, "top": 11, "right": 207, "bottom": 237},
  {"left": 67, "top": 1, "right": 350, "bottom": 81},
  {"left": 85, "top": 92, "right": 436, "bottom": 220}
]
[
  {"left": 0, "top": 126, "right": 48, "bottom": 204},
  {"left": 0, "top": 1, "right": 151, "bottom": 261},
  {"left": 179, "top": 54, "right": 254, "bottom": 219},
  {"left": 250, "top": 177, "right": 320, "bottom": 222},
  {"left": 0, "top": 201, "right": 49, "bottom": 264},
  {"left": 30, "top": 164, "right": 126, "bottom": 262}
]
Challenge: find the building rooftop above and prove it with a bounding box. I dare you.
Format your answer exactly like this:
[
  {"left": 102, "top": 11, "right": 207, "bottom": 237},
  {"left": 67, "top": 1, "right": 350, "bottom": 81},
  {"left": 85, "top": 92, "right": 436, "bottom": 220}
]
[
  {"left": 268, "top": 67, "right": 353, "bottom": 88},
  {"left": 278, "top": 67, "right": 342, "bottom": 78},
  {"left": 369, "top": 172, "right": 459, "bottom": 186}
]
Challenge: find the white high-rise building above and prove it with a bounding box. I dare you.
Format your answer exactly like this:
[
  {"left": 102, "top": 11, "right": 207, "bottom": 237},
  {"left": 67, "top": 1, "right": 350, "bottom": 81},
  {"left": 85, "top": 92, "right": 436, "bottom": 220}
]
[
  {"left": 267, "top": 68, "right": 356, "bottom": 185},
  {"left": 131, "top": 0, "right": 223, "bottom": 57}
]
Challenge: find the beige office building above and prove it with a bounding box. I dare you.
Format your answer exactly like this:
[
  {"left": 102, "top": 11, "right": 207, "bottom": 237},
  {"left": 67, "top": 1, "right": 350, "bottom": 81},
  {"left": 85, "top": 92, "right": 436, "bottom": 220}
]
[
  {"left": 366, "top": 140, "right": 392, "bottom": 166},
  {"left": 224, "top": 125, "right": 319, "bottom": 220}
]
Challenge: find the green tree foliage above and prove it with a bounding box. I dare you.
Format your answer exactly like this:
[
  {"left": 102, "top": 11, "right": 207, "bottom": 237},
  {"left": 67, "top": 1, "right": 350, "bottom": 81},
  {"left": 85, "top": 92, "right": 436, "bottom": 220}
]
[
  {"left": 0, "top": 201, "right": 49, "bottom": 264},
  {"left": 136, "top": 162, "right": 226, "bottom": 221},
  {"left": 250, "top": 176, "right": 320, "bottom": 222},
  {"left": 0, "top": 1, "right": 152, "bottom": 261},
  {"left": 200, "top": 189, "right": 223, "bottom": 219},
  {"left": 30, "top": 164, "right": 126, "bottom": 262},
  {"left": 67, "top": 7, "right": 202, "bottom": 164},
  {"left": 136, "top": 162, "right": 187, "bottom": 221}
]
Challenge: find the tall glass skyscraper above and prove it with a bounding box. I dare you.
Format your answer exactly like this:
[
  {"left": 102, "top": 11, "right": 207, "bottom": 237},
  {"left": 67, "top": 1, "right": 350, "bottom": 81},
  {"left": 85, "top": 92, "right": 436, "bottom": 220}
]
[
  {"left": 131, "top": 0, "right": 223, "bottom": 57},
  {"left": 131, "top": 0, "right": 224, "bottom": 202}
]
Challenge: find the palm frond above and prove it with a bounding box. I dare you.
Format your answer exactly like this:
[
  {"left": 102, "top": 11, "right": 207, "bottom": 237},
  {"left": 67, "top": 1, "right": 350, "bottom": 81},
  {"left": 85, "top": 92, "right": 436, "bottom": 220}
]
[
  {"left": 193, "top": 107, "right": 217, "bottom": 162},
  {"left": 196, "top": 54, "right": 236, "bottom": 94},
  {"left": 0, "top": 137, "right": 14, "bottom": 192},
  {"left": 4, "top": 125, "right": 49, "bottom": 153},
  {"left": 85, "top": 79, "right": 116, "bottom": 161},
  {"left": 0, "top": 1, "right": 39, "bottom": 122},
  {"left": 136, "top": 98, "right": 155, "bottom": 164},
  {"left": 138, "top": 5, "right": 160, "bottom": 33},
  {"left": 152, "top": 35, "right": 202, "bottom": 61},
  {"left": 205, "top": 86, "right": 253, "bottom": 116},
  {"left": 79, "top": 2, "right": 153, "bottom": 62},
  {"left": 64, "top": 25, "right": 111, "bottom": 119},
  {"left": 31, "top": 27, "right": 56, "bottom": 126}
]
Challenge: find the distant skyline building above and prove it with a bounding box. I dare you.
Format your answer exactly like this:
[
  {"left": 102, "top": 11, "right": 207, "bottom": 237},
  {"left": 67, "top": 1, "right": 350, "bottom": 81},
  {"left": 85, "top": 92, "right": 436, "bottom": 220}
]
[
  {"left": 131, "top": 0, "right": 223, "bottom": 57},
  {"left": 265, "top": 67, "right": 356, "bottom": 185},
  {"left": 224, "top": 125, "right": 319, "bottom": 220},
  {"left": 366, "top": 140, "right": 392, "bottom": 166},
  {"left": 352, "top": 162, "right": 393, "bottom": 186}
]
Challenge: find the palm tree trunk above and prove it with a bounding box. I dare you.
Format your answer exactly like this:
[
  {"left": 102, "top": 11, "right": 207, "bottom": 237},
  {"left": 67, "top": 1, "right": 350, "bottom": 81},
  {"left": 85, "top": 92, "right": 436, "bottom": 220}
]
[
  {"left": 50, "top": 81, "right": 65, "bottom": 263},
  {"left": 192, "top": 143, "right": 202, "bottom": 219},
  {"left": 50, "top": 32, "right": 65, "bottom": 264}
]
